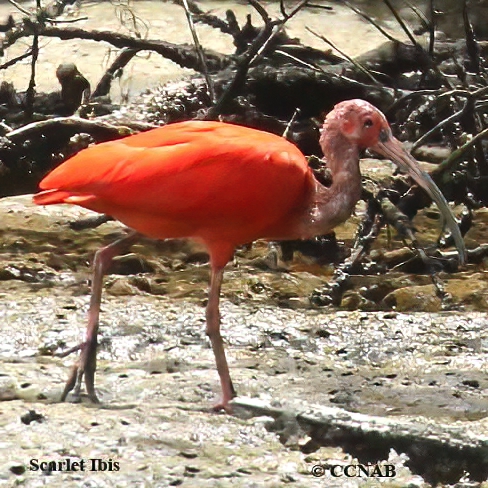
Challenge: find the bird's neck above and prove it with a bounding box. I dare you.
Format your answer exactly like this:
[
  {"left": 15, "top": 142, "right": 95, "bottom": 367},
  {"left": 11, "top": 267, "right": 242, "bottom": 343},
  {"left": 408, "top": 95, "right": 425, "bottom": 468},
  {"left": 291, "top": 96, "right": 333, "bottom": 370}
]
[{"left": 302, "top": 131, "right": 362, "bottom": 238}]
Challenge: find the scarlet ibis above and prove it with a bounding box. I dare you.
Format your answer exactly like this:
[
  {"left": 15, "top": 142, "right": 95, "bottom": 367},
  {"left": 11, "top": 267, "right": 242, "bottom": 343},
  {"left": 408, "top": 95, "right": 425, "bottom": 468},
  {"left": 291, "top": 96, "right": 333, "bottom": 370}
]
[{"left": 33, "top": 99, "right": 465, "bottom": 410}]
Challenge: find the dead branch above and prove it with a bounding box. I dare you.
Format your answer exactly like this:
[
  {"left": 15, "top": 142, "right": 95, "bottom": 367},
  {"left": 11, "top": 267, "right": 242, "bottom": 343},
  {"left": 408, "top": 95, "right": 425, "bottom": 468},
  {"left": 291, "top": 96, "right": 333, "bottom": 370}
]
[
  {"left": 92, "top": 48, "right": 139, "bottom": 98},
  {"left": 463, "top": 0, "right": 482, "bottom": 74},
  {"left": 206, "top": 0, "right": 308, "bottom": 118},
  {"left": 24, "top": 13, "right": 40, "bottom": 119},
  {"left": 342, "top": 188, "right": 384, "bottom": 270},
  {"left": 3, "top": 23, "right": 230, "bottom": 73},
  {"left": 434, "top": 128, "right": 488, "bottom": 175},
  {"left": 6, "top": 117, "right": 134, "bottom": 143},
  {"left": 171, "top": 0, "right": 231, "bottom": 35}
]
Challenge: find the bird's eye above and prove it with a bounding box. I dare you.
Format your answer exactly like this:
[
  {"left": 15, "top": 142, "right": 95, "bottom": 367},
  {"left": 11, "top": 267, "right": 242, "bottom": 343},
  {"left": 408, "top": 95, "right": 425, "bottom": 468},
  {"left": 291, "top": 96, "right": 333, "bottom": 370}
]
[{"left": 364, "top": 118, "right": 373, "bottom": 128}]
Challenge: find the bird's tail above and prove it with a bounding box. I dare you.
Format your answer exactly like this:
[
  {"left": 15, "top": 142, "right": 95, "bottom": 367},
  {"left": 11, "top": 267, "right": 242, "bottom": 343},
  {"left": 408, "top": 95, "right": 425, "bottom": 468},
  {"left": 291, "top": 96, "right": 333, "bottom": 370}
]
[
  {"left": 33, "top": 189, "right": 95, "bottom": 206},
  {"left": 33, "top": 189, "right": 72, "bottom": 205}
]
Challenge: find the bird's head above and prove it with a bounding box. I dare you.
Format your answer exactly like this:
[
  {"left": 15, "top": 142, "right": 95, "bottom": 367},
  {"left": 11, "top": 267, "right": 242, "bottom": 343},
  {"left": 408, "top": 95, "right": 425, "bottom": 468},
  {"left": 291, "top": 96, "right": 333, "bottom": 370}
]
[
  {"left": 326, "top": 99, "right": 392, "bottom": 149},
  {"left": 322, "top": 99, "right": 466, "bottom": 266}
]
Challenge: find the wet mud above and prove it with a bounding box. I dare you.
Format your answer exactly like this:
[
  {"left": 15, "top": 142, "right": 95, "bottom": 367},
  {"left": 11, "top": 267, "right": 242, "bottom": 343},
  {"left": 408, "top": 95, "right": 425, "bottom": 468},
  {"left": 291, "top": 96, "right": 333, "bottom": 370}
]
[{"left": 1, "top": 189, "right": 487, "bottom": 486}]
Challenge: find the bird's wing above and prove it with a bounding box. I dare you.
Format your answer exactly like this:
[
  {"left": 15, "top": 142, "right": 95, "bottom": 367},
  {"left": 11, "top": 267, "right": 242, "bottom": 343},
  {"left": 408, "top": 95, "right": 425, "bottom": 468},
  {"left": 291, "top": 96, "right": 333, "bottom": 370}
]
[{"left": 36, "top": 121, "right": 312, "bottom": 240}]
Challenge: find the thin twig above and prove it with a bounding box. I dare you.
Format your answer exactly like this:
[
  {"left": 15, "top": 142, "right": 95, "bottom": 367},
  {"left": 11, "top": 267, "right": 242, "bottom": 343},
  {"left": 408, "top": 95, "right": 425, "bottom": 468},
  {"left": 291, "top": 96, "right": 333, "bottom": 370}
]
[
  {"left": 279, "top": 0, "right": 287, "bottom": 19},
  {"left": 305, "top": 3, "right": 332, "bottom": 10},
  {"left": 435, "top": 128, "right": 488, "bottom": 174},
  {"left": 180, "top": 0, "right": 215, "bottom": 102},
  {"left": 404, "top": 0, "right": 429, "bottom": 30},
  {"left": 428, "top": 0, "right": 435, "bottom": 56},
  {"left": 7, "top": 0, "right": 31, "bottom": 16},
  {"left": 344, "top": 1, "right": 396, "bottom": 42},
  {"left": 0, "top": 50, "right": 32, "bottom": 70},
  {"left": 411, "top": 106, "right": 466, "bottom": 152},
  {"left": 282, "top": 0, "right": 310, "bottom": 21},
  {"left": 0, "top": 121, "right": 13, "bottom": 134},
  {"left": 273, "top": 49, "right": 323, "bottom": 72},
  {"left": 249, "top": 23, "right": 284, "bottom": 65},
  {"left": 249, "top": 0, "right": 309, "bottom": 66},
  {"left": 380, "top": 3, "right": 454, "bottom": 92},
  {"left": 282, "top": 107, "right": 301, "bottom": 140},
  {"left": 172, "top": 0, "right": 231, "bottom": 34},
  {"left": 25, "top": 27, "right": 39, "bottom": 119},
  {"left": 382, "top": 0, "right": 419, "bottom": 47},
  {"left": 306, "top": 27, "right": 380, "bottom": 85},
  {"left": 24, "top": 0, "right": 44, "bottom": 119},
  {"left": 48, "top": 16, "right": 89, "bottom": 24}
]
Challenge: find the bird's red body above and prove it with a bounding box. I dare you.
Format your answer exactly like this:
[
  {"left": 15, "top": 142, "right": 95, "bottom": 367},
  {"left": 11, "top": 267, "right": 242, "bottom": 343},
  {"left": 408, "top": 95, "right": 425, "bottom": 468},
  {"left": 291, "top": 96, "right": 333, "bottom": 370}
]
[
  {"left": 34, "top": 100, "right": 465, "bottom": 410},
  {"left": 36, "top": 121, "right": 316, "bottom": 266}
]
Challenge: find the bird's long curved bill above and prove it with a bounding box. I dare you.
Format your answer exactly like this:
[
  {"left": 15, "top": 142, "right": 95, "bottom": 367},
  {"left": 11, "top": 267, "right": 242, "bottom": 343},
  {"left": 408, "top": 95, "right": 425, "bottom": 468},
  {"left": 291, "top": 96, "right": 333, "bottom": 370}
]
[{"left": 372, "top": 136, "right": 466, "bottom": 266}]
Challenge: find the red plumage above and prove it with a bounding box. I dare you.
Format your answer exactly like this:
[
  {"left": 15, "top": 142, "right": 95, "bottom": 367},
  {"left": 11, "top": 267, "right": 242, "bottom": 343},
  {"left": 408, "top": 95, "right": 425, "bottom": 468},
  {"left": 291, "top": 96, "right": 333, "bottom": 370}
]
[{"left": 35, "top": 121, "right": 314, "bottom": 263}]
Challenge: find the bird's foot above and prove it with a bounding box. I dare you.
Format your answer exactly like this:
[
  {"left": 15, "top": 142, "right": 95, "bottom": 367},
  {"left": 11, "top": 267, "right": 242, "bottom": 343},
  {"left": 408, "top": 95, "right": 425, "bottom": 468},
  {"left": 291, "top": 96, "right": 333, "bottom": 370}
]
[
  {"left": 212, "top": 400, "right": 233, "bottom": 414},
  {"left": 59, "top": 339, "right": 99, "bottom": 403},
  {"left": 211, "top": 382, "right": 236, "bottom": 413}
]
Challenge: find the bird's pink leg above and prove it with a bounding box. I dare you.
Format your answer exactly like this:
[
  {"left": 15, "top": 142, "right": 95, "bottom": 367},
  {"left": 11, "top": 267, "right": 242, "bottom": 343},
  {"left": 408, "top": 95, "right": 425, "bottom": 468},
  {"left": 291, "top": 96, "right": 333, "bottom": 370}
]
[
  {"left": 59, "top": 231, "right": 139, "bottom": 402},
  {"left": 206, "top": 265, "right": 236, "bottom": 412}
]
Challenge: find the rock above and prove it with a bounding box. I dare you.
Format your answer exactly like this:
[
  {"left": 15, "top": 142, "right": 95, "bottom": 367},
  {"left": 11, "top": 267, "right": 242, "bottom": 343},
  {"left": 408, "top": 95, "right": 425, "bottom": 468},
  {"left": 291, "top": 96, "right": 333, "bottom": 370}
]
[
  {"left": 106, "top": 277, "right": 140, "bottom": 296},
  {"left": 412, "top": 145, "right": 451, "bottom": 164},
  {"left": 445, "top": 278, "right": 488, "bottom": 311},
  {"left": 383, "top": 285, "right": 442, "bottom": 312},
  {"left": 9, "top": 464, "right": 25, "bottom": 475},
  {"left": 340, "top": 291, "right": 376, "bottom": 311},
  {"left": 231, "top": 398, "right": 488, "bottom": 486},
  {"left": 0, "top": 376, "right": 18, "bottom": 401}
]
